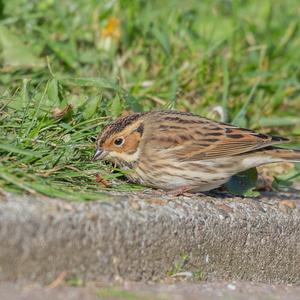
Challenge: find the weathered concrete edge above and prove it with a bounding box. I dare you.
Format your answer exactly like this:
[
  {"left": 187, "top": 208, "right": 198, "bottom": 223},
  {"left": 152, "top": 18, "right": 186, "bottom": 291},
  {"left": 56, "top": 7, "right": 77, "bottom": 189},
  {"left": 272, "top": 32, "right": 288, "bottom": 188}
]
[{"left": 0, "top": 191, "right": 300, "bottom": 284}]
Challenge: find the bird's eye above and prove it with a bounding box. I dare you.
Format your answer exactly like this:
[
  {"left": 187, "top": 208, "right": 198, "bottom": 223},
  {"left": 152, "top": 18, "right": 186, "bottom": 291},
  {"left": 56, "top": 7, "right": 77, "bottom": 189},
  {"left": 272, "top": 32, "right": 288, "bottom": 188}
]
[{"left": 114, "top": 137, "right": 124, "bottom": 146}]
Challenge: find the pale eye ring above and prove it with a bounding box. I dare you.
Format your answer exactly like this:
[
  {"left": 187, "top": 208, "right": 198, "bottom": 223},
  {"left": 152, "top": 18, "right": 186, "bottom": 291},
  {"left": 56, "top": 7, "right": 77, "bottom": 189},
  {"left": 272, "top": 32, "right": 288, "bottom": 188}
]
[{"left": 114, "top": 137, "right": 124, "bottom": 146}]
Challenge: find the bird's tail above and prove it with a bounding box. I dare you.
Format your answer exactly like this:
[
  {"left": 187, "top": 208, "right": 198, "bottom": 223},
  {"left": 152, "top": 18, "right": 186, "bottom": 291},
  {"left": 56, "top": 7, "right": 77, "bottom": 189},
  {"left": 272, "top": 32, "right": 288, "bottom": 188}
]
[{"left": 265, "top": 147, "right": 300, "bottom": 162}]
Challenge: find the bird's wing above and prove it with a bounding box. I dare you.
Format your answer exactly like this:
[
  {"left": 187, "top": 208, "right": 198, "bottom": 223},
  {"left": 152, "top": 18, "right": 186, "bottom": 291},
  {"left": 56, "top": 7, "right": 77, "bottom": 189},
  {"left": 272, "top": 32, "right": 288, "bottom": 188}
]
[
  {"left": 175, "top": 123, "right": 288, "bottom": 161},
  {"left": 145, "top": 111, "right": 289, "bottom": 161}
]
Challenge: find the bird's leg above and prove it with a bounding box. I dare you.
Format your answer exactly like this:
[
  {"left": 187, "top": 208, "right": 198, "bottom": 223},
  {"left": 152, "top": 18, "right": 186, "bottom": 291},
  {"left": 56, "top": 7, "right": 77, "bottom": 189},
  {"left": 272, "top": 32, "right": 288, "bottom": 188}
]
[{"left": 167, "top": 185, "right": 195, "bottom": 197}]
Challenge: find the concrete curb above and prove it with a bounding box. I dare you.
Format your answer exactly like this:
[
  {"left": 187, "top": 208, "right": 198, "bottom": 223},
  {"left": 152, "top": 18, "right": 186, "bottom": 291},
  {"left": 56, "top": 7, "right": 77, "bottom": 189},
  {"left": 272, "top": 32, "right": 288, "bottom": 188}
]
[{"left": 0, "top": 191, "right": 300, "bottom": 284}]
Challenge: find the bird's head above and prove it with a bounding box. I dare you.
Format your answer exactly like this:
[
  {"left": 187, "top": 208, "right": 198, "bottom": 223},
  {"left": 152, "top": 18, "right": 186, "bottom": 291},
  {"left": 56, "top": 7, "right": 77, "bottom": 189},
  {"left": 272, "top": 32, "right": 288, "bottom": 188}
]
[{"left": 92, "top": 113, "right": 145, "bottom": 166}]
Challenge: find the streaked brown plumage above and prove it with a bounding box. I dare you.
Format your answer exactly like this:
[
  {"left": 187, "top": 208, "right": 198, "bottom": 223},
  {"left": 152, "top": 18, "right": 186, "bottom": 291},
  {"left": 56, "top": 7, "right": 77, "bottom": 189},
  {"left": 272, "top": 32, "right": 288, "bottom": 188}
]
[{"left": 93, "top": 110, "right": 300, "bottom": 192}]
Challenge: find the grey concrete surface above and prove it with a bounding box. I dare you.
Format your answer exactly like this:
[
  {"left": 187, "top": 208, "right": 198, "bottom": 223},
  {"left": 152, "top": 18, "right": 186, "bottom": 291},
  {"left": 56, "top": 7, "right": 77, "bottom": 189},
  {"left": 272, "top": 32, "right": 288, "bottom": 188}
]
[
  {"left": 0, "top": 189, "right": 300, "bottom": 284},
  {"left": 1, "top": 280, "right": 300, "bottom": 300}
]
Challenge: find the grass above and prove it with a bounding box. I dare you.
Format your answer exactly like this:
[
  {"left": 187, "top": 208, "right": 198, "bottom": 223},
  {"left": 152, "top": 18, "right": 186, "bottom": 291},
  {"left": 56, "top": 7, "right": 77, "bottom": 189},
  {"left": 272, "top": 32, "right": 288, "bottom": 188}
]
[
  {"left": 0, "top": 0, "right": 300, "bottom": 200},
  {"left": 167, "top": 253, "right": 205, "bottom": 281},
  {"left": 96, "top": 287, "right": 148, "bottom": 300}
]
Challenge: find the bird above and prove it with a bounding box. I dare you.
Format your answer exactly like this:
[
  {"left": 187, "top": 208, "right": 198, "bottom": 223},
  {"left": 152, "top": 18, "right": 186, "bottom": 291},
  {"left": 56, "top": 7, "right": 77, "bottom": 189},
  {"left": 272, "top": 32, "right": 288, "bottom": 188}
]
[{"left": 92, "top": 110, "right": 300, "bottom": 194}]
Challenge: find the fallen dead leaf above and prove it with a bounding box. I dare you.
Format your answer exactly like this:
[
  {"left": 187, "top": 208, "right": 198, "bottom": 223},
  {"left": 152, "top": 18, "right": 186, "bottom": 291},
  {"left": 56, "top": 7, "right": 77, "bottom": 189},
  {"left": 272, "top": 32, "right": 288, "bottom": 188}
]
[
  {"left": 52, "top": 104, "right": 73, "bottom": 119},
  {"left": 279, "top": 200, "right": 296, "bottom": 210},
  {"left": 256, "top": 174, "right": 274, "bottom": 191},
  {"left": 216, "top": 203, "right": 234, "bottom": 213},
  {"left": 145, "top": 198, "right": 167, "bottom": 206},
  {"left": 95, "top": 173, "right": 111, "bottom": 188},
  {"left": 47, "top": 271, "right": 67, "bottom": 289}
]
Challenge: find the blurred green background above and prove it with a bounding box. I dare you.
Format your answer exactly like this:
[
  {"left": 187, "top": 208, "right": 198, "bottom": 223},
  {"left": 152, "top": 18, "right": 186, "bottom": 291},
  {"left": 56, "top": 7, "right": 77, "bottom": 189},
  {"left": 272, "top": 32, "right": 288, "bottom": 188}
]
[{"left": 0, "top": 0, "right": 300, "bottom": 200}]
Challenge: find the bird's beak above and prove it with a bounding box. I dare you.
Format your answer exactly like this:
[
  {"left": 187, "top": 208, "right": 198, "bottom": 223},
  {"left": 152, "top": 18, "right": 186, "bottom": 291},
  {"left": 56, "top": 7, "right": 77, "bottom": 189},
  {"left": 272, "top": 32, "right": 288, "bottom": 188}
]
[{"left": 92, "top": 148, "right": 107, "bottom": 161}]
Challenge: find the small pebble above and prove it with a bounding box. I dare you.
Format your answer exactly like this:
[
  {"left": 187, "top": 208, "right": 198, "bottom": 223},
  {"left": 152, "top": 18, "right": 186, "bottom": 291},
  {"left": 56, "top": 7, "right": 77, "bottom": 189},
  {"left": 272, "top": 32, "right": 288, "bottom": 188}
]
[{"left": 227, "top": 283, "right": 236, "bottom": 290}]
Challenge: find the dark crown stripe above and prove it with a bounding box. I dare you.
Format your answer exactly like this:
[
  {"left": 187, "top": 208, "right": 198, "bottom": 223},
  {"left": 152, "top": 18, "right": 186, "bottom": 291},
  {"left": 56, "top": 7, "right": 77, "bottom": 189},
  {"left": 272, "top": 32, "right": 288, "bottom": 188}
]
[
  {"left": 99, "top": 112, "right": 144, "bottom": 144},
  {"left": 135, "top": 123, "right": 144, "bottom": 135}
]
